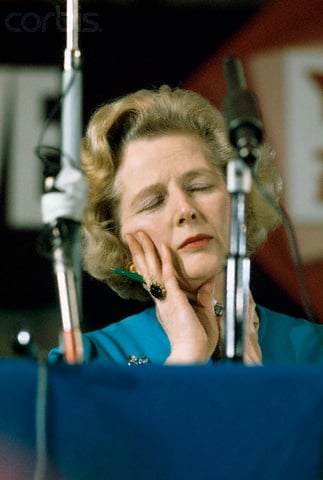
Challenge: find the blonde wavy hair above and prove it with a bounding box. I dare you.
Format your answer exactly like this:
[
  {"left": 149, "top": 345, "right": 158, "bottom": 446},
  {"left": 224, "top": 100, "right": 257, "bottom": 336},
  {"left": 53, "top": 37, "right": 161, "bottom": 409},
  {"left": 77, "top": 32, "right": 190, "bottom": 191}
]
[{"left": 81, "top": 85, "right": 282, "bottom": 301}]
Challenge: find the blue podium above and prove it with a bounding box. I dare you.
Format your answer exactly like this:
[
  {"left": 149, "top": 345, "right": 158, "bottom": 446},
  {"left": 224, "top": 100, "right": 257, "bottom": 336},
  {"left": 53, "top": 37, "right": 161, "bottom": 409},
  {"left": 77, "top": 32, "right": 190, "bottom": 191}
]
[{"left": 0, "top": 360, "right": 322, "bottom": 479}]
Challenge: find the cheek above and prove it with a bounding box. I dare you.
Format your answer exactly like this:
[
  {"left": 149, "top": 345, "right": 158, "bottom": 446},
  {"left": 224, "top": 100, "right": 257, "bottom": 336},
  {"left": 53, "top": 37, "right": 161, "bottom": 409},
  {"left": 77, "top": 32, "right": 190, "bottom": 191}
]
[
  {"left": 120, "top": 216, "right": 167, "bottom": 247},
  {"left": 221, "top": 203, "right": 231, "bottom": 239},
  {"left": 210, "top": 196, "right": 231, "bottom": 243}
]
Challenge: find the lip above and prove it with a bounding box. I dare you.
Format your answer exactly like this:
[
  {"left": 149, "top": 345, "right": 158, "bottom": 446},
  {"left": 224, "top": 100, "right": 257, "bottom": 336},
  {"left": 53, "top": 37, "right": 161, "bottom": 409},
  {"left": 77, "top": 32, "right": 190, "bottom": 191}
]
[{"left": 179, "top": 234, "right": 213, "bottom": 250}]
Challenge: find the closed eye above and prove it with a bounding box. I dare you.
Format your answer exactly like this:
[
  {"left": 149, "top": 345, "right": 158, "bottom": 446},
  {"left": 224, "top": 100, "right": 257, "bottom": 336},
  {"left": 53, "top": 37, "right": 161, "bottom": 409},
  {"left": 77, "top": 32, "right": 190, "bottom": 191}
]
[
  {"left": 187, "top": 183, "right": 214, "bottom": 192},
  {"left": 137, "top": 194, "right": 164, "bottom": 212},
  {"left": 184, "top": 171, "right": 219, "bottom": 193}
]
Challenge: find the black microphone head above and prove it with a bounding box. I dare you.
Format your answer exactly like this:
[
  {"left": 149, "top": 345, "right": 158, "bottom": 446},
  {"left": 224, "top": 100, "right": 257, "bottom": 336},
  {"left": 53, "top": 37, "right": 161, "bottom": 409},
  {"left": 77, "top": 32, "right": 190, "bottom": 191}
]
[
  {"left": 224, "top": 56, "right": 247, "bottom": 92},
  {"left": 222, "top": 55, "right": 263, "bottom": 155}
]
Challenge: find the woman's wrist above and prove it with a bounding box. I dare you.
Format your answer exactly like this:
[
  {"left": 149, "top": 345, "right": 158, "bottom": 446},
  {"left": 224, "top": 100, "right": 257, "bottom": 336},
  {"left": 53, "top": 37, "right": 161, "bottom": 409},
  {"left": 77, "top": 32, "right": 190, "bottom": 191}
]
[{"left": 165, "top": 342, "right": 211, "bottom": 365}]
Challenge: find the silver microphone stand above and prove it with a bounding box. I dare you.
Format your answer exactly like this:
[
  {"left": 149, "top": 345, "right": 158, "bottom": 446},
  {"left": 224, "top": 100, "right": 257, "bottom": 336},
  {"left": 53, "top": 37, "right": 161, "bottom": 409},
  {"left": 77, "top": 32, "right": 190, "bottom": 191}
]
[
  {"left": 222, "top": 56, "right": 263, "bottom": 362},
  {"left": 40, "top": 0, "right": 86, "bottom": 364}
]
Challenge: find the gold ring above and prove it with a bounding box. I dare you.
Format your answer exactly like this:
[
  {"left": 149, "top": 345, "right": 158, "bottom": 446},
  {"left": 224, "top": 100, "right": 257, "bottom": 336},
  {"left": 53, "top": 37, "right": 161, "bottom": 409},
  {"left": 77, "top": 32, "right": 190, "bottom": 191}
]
[{"left": 149, "top": 281, "right": 167, "bottom": 300}]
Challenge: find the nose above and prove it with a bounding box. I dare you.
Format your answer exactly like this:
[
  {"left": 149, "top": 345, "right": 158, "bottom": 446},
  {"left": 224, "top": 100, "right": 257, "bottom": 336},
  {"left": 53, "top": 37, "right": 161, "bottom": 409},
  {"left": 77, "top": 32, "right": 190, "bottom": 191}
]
[
  {"left": 178, "top": 207, "right": 197, "bottom": 225},
  {"left": 170, "top": 186, "right": 198, "bottom": 226}
]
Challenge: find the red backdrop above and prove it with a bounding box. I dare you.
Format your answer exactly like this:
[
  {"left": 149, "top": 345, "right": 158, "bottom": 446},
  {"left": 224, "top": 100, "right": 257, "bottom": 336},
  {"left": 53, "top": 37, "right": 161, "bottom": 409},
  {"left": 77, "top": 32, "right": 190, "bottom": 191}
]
[{"left": 183, "top": 0, "right": 323, "bottom": 323}]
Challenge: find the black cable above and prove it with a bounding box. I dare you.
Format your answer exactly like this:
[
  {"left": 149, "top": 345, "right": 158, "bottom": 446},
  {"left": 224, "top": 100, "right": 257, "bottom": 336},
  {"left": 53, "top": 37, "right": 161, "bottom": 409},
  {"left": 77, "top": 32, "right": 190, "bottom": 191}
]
[
  {"left": 34, "top": 68, "right": 80, "bottom": 175},
  {"left": 35, "top": 68, "right": 81, "bottom": 261},
  {"left": 252, "top": 170, "right": 318, "bottom": 324},
  {"left": 33, "top": 360, "right": 49, "bottom": 480}
]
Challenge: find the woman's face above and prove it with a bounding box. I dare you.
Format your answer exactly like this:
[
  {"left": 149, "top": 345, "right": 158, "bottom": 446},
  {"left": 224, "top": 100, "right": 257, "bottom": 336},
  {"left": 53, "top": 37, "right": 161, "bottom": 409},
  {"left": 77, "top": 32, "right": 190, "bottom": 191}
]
[{"left": 115, "top": 133, "right": 231, "bottom": 292}]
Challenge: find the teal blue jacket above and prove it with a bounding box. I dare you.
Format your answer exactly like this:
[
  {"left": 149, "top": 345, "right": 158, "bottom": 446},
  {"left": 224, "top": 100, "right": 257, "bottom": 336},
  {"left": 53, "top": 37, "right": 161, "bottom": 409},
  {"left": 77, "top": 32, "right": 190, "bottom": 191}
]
[{"left": 48, "top": 305, "right": 323, "bottom": 365}]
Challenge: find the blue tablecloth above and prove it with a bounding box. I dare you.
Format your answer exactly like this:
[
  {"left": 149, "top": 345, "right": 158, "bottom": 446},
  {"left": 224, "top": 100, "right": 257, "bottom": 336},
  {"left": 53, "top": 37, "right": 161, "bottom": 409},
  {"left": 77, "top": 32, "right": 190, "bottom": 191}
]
[{"left": 0, "top": 360, "right": 322, "bottom": 479}]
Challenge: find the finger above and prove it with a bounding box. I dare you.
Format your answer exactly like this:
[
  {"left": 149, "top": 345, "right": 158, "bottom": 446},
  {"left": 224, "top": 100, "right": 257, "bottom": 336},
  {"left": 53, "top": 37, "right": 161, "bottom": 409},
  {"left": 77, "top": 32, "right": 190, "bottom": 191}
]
[
  {"left": 126, "top": 232, "right": 165, "bottom": 299},
  {"left": 159, "top": 244, "right": 187, "bottom": 300},
  {"left": 135, "top": 231, "right": 162, "bottom": 280},
  {"left": 159, "top": 244, "right": 179, "bottom": 286},
  {"left": 125, "top": 233, "right": 147, "bottom": 275}
]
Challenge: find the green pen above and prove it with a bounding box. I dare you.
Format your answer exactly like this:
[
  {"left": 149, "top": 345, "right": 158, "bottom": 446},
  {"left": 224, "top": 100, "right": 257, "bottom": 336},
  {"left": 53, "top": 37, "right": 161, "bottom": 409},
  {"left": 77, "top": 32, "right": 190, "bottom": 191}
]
[
  {"left": 113, "top": 268, "right": 223, "bottom": 314},
  {"left": 112, "top": 268, "right": 146, "bottom": 284}
]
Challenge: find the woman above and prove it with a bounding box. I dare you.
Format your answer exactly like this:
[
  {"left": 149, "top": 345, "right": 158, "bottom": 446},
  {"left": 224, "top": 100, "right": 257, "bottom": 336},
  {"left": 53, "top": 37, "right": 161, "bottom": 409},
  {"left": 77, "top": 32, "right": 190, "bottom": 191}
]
[{"left": 49, "top": 85, "right": 323, "bottom": 365}]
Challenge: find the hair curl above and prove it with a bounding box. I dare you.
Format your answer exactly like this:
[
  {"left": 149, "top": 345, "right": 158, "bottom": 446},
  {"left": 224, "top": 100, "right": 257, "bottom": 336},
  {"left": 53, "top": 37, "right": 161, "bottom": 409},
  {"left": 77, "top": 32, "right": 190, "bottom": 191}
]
[{"left": 81, "top": 85, "right": 282, "bottom": 302}]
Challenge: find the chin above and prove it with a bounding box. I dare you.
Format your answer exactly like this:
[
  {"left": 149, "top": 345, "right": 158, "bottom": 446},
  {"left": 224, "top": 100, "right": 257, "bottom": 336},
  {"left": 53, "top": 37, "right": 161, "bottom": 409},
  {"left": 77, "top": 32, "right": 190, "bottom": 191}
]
[
  {"left": 175, "top": 252, "right": 225, "bottom": 289},
  {"left": 179, "top": 266, "right": 220, "bottom": 291},
  {"left": 185, "top": 256, "right": 220, "bottom": 275}
]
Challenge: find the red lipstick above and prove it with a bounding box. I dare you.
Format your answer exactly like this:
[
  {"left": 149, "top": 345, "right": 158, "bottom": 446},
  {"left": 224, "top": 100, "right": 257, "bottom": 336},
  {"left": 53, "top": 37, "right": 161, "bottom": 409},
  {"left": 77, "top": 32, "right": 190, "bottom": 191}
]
[{"left": 179, "top": 234, "right": 213, "bottom": 250}]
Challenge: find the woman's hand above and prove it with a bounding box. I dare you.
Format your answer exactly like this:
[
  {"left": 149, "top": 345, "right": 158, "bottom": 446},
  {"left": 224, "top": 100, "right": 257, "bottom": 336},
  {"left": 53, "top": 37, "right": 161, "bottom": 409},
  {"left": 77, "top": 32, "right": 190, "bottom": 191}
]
[{"left": 126, "top": 231, "right": 220, "bottom": 364}]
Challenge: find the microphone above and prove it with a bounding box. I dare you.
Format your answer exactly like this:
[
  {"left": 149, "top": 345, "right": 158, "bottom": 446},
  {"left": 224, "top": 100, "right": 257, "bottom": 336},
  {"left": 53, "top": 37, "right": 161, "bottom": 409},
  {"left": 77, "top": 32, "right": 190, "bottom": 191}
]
[
  {"left": 222, "top": 55, "right": 263, "bottom": 166},
  {"left": 37, "top": 0, "right": 85, "bottom": 364}
]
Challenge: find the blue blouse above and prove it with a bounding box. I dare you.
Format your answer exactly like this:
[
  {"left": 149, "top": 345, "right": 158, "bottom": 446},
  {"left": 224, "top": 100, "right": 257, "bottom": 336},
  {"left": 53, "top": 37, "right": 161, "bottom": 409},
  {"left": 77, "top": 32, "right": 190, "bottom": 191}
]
[{"left": 48, "top": 304, "right": 323, "bottom": 365}]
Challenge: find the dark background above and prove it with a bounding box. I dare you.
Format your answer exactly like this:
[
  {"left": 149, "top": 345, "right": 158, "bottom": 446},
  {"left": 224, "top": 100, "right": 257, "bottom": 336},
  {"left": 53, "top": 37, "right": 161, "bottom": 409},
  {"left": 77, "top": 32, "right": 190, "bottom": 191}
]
[{"left": 0, "top": 0, "right": 305, "bottom": 356}]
